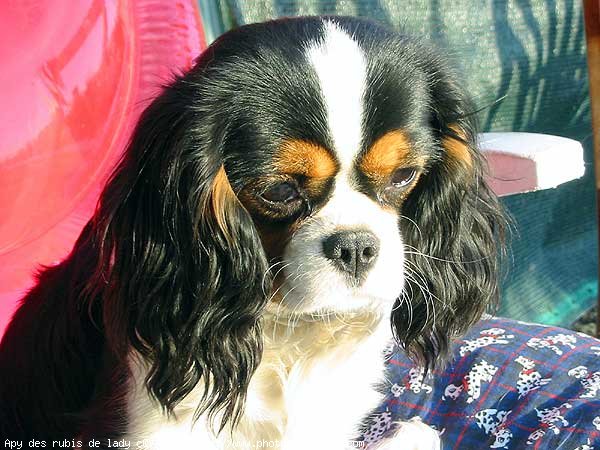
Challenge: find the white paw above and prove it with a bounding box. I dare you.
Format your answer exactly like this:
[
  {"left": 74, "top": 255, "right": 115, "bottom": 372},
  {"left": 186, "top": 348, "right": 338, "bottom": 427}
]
[{"left": 375, "top": 417, "right": 441, "bottom": 450}]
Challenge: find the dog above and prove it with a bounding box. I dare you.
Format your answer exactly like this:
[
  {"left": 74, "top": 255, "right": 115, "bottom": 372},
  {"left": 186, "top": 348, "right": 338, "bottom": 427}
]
[{"left": 0, "top": 16, "right": 505, "bottom": 449}]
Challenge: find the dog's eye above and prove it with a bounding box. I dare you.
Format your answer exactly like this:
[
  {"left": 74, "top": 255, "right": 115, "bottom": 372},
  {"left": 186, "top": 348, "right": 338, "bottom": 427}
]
[
  {"left": 382, "top": 167, "right": 419, "bottom": 203},
  {"left": 390, "top": 167, "right": 417, "bottom": 187},
  {"left": 261, "top": 182, "right": 300, "bottom": 203}
]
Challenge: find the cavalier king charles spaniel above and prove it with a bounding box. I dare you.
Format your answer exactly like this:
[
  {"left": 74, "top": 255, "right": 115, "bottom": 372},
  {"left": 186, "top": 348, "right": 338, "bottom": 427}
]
[{"left": 0, "top": 16, "right": 505, "bottom": 450}]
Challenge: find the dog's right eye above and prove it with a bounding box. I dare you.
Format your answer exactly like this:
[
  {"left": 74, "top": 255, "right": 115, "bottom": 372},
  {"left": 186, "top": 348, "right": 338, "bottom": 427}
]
[{"left": 261, "top": 182, "right": 300, "bottom": 204}]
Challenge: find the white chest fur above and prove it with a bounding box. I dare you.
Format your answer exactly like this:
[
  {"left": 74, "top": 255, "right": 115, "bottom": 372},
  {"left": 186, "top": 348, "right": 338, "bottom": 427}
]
[{"left": 124, "top": 312, "right": 391, "bottom": 450}]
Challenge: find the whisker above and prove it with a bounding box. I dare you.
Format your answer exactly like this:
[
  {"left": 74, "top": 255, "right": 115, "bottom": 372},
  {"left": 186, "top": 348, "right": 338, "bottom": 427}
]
[
  {"left": 404, "top": 244, "right": 490, "bottom": 264},
  {"left": 399, "top": 214, "right": 423, "bottom": 241},
  {"left": 262, "top": 260, "right": 287, "bottom": 295},
  {"left": 404, "top": 260, "right": 444, "bottom": 306}
]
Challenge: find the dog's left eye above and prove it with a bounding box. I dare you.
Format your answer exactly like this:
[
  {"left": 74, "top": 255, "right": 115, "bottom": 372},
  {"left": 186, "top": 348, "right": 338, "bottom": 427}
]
[
  {"left": 382, "top": 167, "right": 419, "bottom": 204},
  {"left": 261, "top": 182, "right": 300, "bottom": 203},
  {"left": 390, "top": 167, "right": 417, "bottom": 187}
]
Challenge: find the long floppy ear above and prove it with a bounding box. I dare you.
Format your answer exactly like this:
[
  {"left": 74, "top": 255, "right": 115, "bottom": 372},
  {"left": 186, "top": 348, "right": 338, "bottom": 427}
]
[
  {"left": 392, "top": 67, "right": 506, "bottom": 369},
  {"left": 89, "top": 77, "right": 270, "bottom": 430}
]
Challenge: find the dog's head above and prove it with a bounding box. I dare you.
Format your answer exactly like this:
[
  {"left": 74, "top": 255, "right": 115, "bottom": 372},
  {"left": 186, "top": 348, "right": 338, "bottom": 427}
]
[{"left": 90, "top": 16, "right": 504, "bottom": 430}]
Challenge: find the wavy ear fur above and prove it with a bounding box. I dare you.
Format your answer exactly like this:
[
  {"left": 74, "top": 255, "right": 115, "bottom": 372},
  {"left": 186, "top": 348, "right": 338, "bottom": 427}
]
[
  {"left": 90, "top": 77, "right": 270, "bottom": 430},
  {"left": 392, "top": 63, "right": 506, "bottom": 370}
]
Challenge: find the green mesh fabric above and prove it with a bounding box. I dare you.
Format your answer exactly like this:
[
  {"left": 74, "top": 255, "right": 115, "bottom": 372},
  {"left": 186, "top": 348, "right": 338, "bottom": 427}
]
[{"left": 198, "top": 0, "right": 598, "bottom": 326}]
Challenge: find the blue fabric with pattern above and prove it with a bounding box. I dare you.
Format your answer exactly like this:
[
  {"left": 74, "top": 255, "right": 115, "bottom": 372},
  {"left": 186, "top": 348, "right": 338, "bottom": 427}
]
[{"left": 361, "top": 317, "right": 600, "bottom": 449}]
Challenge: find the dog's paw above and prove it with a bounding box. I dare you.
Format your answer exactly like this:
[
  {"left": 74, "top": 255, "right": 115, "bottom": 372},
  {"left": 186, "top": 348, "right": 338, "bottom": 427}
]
[{"left": 374, "top": 417, "right": 441, "bottom": 450}]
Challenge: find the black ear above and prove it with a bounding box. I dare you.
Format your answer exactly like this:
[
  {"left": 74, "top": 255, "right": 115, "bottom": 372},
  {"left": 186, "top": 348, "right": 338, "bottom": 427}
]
[
  {"left": 392, "top": 66, "right": 506, "bottom": 369},
  {"left": 89, "top": 76, "right": 270, "bottom": 430}
]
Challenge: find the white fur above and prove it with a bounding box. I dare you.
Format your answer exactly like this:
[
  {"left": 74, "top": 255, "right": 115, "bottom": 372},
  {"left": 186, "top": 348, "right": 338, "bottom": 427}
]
[
  {"left": 124, "top": 313, "right": 395, "bottom": 449},
  {"left": 275, "top": 178, "right": 404, "bottom": 314},
  {"left": 374, "top": 418, "right": 442, "bottom": 450},
  {"left": 306, "top": 19, "right": 366, "bottom": 171},
  {"left": 125, "top": 327, "right": 440, "bottom": 450}
]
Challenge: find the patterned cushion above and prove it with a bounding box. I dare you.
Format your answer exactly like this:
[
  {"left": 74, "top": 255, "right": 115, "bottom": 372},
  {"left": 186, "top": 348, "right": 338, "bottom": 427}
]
[{"left": 362, "top": 316, "right": 600, "bottom": 449}]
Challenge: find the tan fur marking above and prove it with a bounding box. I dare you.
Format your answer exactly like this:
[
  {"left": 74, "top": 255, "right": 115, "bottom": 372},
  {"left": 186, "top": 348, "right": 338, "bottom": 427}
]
[
  {"left": 443, "top": 125, "right": 473, "bottom": 168},
  {"left": 275, "top": 140, "right": 337, "bottom": 179},
  {"left": 210, "top": 166, "right": 239, "bottom": 239},
  {"left": 361, "top": 130, "right": 412, "bottom": 178}
]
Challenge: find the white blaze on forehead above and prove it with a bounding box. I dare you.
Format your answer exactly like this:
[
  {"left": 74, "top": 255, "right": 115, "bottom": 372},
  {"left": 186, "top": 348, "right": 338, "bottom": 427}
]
[{"left": 306, "top": 20, "right": 366, "bottom": 171}]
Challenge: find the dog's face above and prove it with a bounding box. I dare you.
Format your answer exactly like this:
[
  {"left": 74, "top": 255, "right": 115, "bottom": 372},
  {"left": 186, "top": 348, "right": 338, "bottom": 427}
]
[
  {"left": 233, "top": 21, "right": 412, "bottom": 315},
  {"left": 215, "top": 19, "right": 468, "bottom": 316},
  {"left": 94, "top": 16, "right": 504, "bottom": 428}
]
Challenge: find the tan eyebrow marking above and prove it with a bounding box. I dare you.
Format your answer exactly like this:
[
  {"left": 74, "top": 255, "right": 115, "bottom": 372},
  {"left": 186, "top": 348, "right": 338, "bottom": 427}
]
[
  {"left": 274, "top": 139, "right": 338, "bottom": 178},
  {"left": 360, "top": 130, "right": 412, "bottom": 179},
  {"left": 443, "top": 124, "right": 473, "bottom": 169}
]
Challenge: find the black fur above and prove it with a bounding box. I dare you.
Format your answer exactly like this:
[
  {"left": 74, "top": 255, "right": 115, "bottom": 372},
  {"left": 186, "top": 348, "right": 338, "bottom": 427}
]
[
  {"left": 0, "top": 16, "right": 505, "bottom": 441},
  {"left": 394, "top": 88, "right": 505, "bottom": 369},
  {"left": 348, "top": 20, "right": 505, "bottom": 369}
]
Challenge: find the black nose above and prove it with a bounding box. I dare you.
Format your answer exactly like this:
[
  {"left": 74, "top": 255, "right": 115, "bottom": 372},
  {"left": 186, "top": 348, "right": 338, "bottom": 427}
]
[{"left": 322, "top": 230, "right": 380, "bottom": 281}]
